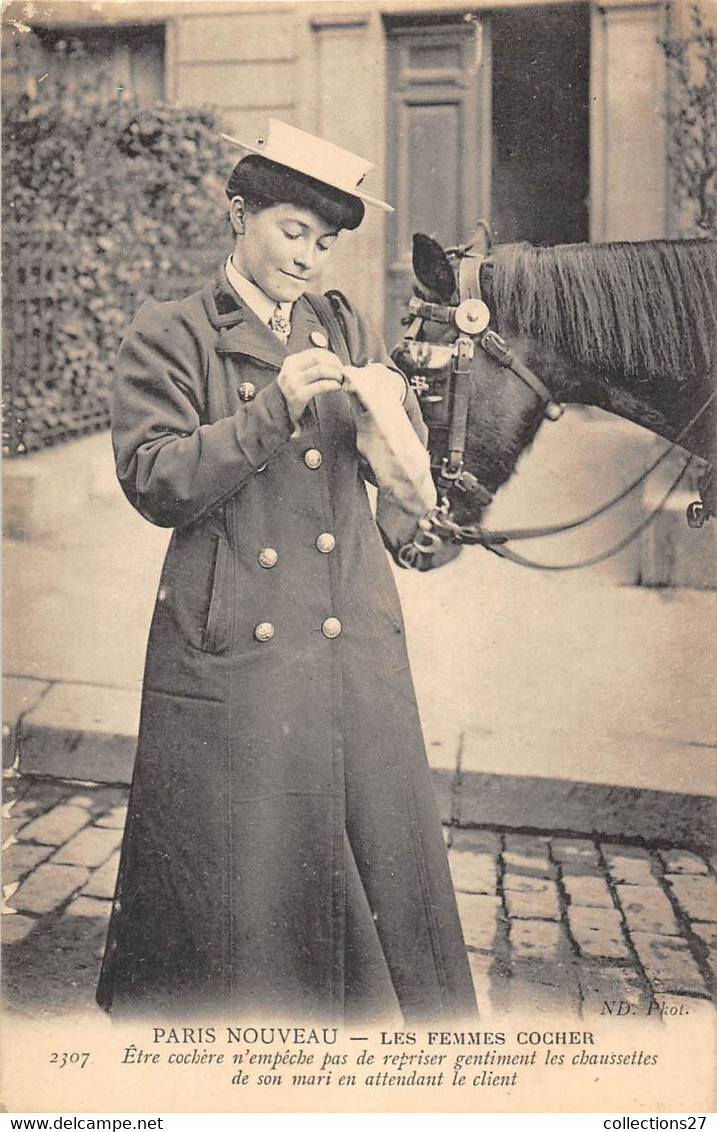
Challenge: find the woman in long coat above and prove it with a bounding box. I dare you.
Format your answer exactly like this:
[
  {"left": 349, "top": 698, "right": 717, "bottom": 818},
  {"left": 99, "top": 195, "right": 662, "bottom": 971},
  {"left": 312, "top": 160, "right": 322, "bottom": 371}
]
[{"left": 97, "top": 121, "right": 476, "bottom": 1024}]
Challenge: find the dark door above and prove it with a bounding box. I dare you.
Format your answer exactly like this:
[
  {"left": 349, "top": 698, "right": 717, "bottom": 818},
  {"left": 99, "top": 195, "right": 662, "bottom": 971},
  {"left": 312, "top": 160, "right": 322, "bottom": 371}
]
[
  {"left": 385, "top": 8, "right": 590, "bottom": 341},
  {"left": 491, "top": 5, "right": 590, "bottom": 246}
]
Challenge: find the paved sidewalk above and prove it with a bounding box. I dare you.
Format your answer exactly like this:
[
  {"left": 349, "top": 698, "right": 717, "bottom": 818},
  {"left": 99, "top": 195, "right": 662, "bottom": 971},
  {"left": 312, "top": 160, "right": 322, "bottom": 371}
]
[{"left": 3, "top": 770, "right": 715, "bottom": 1019}]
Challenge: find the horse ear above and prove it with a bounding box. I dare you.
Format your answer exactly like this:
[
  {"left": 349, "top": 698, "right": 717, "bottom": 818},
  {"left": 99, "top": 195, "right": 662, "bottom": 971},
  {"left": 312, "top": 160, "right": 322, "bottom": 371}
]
[{"left": 412, "top": 233, "right": 457, "bottom": 303}]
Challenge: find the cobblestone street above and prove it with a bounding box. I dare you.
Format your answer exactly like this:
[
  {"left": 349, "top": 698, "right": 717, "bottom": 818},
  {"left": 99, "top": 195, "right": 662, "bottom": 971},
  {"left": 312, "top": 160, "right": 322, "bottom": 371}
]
[{"left": 3, "top": 771, "right": 715, "bottom": 1020}]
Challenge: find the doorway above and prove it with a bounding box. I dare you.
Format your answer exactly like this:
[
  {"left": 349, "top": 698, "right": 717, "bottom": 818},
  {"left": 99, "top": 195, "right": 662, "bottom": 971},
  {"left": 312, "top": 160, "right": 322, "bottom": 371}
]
[
  {"left": 385, "top": 5, "right": 590, "bottom": 339},
  {"left": 491, "top": 4, "right": 590, "bottom": 245}
]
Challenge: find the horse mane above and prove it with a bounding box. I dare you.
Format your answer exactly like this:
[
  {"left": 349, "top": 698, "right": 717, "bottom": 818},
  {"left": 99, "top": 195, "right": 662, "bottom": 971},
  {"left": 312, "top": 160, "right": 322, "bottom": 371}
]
[{"left": 487, "top": 239, "right": 717, "bottom": 387}]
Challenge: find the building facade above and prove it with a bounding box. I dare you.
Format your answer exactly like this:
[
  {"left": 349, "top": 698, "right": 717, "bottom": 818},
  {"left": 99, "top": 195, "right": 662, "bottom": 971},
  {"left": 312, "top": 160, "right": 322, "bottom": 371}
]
[
  {"left": 8, "top": 0, "right": 708, "bottom": 587},
  {"left": 3, "top": 0, "right": 673, "bottom": 337}
]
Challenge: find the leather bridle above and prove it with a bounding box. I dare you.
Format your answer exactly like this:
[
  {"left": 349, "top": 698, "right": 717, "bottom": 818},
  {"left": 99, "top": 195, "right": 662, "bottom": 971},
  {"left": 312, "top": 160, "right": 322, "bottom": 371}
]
[
  {"left": 396, "top": 251, "right": 564, "bottom": 568},
  {"left": 395, "top": 250, "right": 715, "bottom": 571}
]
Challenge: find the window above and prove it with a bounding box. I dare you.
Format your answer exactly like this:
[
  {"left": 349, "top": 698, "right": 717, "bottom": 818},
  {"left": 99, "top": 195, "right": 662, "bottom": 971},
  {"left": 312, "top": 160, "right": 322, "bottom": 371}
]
[{"left": 31, "top": 23, "right": 165, "bottom": 105}]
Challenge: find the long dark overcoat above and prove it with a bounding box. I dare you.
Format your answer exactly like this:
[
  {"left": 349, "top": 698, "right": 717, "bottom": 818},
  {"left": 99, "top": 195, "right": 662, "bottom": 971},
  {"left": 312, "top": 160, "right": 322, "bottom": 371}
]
[{"left": 97, "top": 268, "right": 476, "bottom": 1023}]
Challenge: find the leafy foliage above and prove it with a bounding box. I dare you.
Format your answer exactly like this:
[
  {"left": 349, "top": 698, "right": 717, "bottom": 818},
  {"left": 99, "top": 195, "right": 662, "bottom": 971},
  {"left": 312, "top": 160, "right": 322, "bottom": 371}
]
[
  {"left": 659, "top": 2, "right": 716, "bottom": 236},
  {"left": 3, "top": 33, "right": 231, "bottom": 455}
]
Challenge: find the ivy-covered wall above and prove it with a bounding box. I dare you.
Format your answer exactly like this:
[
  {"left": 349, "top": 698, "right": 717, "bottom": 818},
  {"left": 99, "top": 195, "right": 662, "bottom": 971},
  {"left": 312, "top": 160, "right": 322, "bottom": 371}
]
[{"left": 2, "top": 36, "right": 231, "bottom": 455}]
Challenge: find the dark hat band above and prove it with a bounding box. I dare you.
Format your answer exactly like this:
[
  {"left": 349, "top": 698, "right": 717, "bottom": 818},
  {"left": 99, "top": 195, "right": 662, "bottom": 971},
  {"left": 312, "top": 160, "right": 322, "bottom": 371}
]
[{"left": 226, "top": 154, "right": 364, "bottom": 231}]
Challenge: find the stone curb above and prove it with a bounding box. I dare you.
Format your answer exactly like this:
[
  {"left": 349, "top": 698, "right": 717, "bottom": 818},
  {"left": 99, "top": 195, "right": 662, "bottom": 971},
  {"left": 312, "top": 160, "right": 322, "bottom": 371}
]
[
  {"left": 8, "top": 679, "right": 140, "bottom": 785},
  {"left": 455, "top": 770, "right": 716, "bottom": 850},
  {"left": 3, "top": 677, "right": 52, "bottom": 769}
]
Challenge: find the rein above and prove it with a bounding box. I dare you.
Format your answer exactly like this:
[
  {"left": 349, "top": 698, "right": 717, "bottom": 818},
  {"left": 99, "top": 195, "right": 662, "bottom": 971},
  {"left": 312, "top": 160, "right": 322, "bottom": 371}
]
[
  {"left": 479, "top": 387, "right": 716, "bottom": 543},
  {"left": 396, "top": 250, "right": 715, "bottom": 571},
  {"left": 488, "top": 456, "right": 694, "bottom": 571}
]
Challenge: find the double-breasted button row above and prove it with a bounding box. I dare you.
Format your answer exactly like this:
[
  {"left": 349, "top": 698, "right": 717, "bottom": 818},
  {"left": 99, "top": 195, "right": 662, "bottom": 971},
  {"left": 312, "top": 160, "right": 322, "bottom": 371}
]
[
  {"left": 257, "top": 534, "right": 334, "bottom": 568},
  {"left": 258, "top": 539, "right": 333, "bottom": 564},
  {"left": 253, "top": 619, "right": 342, "bottom": 642}
]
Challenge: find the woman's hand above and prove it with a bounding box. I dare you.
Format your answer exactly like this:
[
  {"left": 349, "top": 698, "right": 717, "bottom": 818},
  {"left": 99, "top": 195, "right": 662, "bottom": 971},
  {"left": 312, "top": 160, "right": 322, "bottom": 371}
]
[{"left": 277, "top": 348, "right": 345, "bottom": 423}]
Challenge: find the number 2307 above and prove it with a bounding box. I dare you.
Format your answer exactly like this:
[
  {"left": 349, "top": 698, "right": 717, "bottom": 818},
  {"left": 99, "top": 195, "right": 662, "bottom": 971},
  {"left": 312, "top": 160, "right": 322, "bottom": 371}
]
[{"left": 50, "top": 1052, "right": 90, "bottom": 1068}]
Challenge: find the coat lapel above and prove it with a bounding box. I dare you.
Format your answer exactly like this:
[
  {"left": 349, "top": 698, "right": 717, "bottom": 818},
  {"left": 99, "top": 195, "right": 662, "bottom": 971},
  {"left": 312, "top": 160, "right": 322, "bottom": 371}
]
[
  {"left": 206, "top": 269, "right": 288, "bottom": 370},
  {"left": 204, "top": 271, "right": 344, "bottom": 381},
  {"left": 288, "top": 296, "right": 326, "bottom": 351}
]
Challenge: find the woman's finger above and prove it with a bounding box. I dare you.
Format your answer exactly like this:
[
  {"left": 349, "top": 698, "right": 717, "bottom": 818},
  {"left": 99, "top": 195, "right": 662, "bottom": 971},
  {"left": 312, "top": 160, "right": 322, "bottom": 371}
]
[
  {"left": 282, "top": 371, "right": 343, "bottom": 398},
  {"left": 284, "top": 357, "right": 344, "bottom": 384},
  {"left": 289, "top": 347, "right": 343, "bottom": 372},
  {"left": 278, "top": 352, "right": 346, "bottom": 421},
  {"left": 302, "top": 376, "right": 345, "bottom": 398},
  {"left": 307, "top": 362, "right": 344, "bottom": 384}
]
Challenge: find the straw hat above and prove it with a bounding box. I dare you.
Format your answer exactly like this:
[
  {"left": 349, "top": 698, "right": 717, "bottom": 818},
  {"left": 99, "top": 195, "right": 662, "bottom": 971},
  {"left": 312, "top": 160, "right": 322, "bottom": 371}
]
[{"left": 222, "top": 119, "right": 393, "bottom": 213}]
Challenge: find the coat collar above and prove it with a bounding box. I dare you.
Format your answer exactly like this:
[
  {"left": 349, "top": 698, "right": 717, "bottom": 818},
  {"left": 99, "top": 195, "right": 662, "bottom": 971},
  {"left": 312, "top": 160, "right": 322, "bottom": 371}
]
[{"left": 204, "top": 268, "right": 327, "bottom": 368}]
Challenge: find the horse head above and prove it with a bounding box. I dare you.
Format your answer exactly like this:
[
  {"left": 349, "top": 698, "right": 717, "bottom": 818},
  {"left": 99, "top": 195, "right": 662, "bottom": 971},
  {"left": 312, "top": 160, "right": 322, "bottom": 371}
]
[
  {"left": 392, "top": 230, "right": 564, "bottom": 557},
  {"left": 391, "top": 231, "right": 717, "bottom": 565}
]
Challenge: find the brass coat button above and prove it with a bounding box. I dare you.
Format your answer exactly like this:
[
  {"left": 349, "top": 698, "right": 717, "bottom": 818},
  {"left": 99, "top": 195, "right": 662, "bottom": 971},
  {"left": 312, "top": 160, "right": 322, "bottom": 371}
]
[
  {"left": 321, "top": 617, "right": 342, "bottom": 639},
  {"left": 310, "top": 330, "right": 329, "bottom": 349},
  {"left": 254, "top": 622, "right": 275, "bottom": 642},
  {"left": 238, "top": 382, "right": 257, "bottom": 402},
  {"left": 304, "top": 448, "right": 323, "bottom": 469},
  {"left": 316, "top": 532, "right": 336, "bottom": 554},
  {"left": 258, "top": 548, "right": 278, "bottom": 569}
]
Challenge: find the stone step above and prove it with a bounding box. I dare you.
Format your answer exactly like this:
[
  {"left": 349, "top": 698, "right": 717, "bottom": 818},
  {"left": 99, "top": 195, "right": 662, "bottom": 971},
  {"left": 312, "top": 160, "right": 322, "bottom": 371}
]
[
  {"left": 7, "top": 678, "right": 140, "bottom": 785},
  {"left": 453, "top": 770, "right": 715, "bottom": 850}
]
